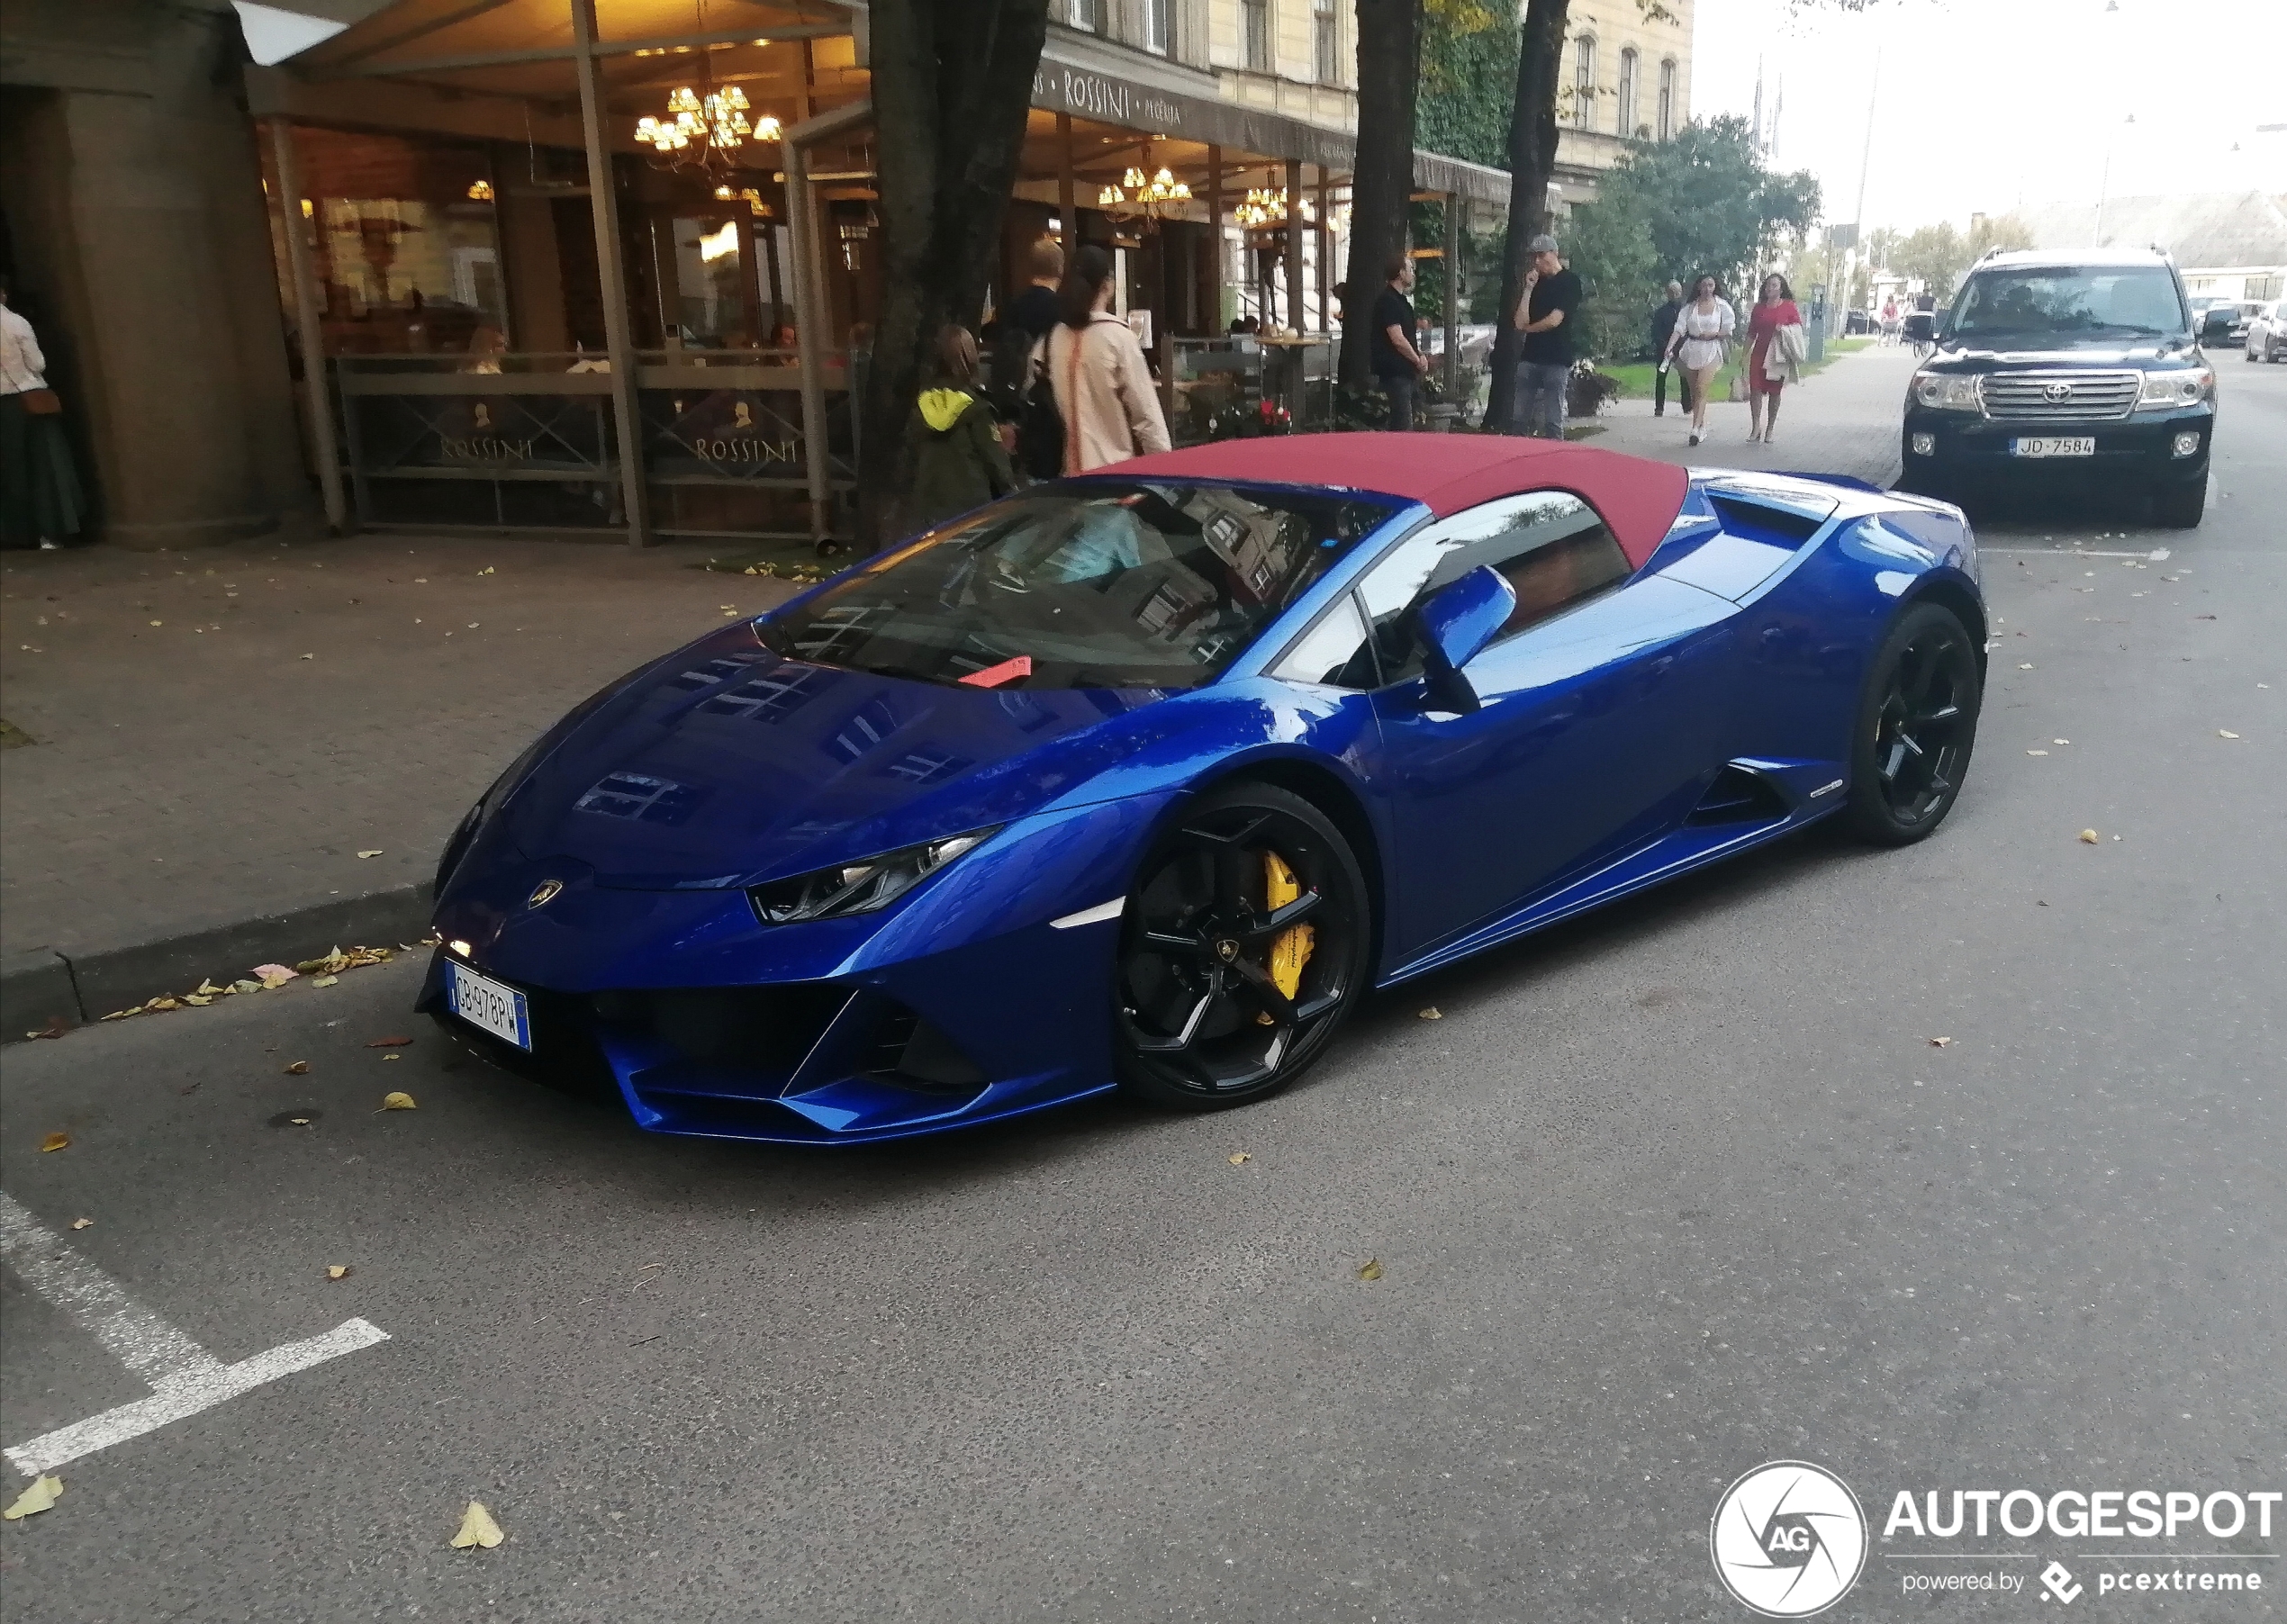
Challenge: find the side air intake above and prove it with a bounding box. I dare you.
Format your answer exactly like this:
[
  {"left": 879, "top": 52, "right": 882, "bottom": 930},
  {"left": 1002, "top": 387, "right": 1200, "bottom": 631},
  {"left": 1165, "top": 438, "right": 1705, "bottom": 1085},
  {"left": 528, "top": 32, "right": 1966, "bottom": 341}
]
[{"left": 1686, "top": 764, "right": 1793, "bottom": 826}]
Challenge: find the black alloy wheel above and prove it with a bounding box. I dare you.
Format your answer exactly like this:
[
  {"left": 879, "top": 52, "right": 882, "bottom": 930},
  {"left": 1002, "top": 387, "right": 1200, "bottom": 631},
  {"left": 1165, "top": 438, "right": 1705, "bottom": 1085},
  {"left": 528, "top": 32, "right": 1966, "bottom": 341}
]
[
  {"left": 1114, "top": 783, "right": 1370, "bottom": 1111},
  {"left": 1845, "top": 601, "right": 1983, "bottom": 846}
]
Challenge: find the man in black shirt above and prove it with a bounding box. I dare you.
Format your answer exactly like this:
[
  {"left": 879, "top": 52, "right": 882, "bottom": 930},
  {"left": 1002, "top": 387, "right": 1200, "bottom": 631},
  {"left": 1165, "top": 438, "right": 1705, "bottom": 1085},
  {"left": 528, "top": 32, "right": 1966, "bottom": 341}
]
[
  {"left": 987, "top": 238, "right": 1063, "bottom": 423},
  {"left": 1369, "top": 254, "right": 1430, "bottom": 430},
  {"left": 1513, "top": 232, "right": 1582, "bottom": 438},
  {"left": 1647, "top": 278, "right": 1688, "bottom": 417}
]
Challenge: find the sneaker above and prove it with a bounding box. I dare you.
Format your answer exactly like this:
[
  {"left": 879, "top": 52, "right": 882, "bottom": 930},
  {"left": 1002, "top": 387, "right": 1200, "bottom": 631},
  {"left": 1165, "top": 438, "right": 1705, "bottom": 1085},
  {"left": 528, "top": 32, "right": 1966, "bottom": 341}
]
[{"left": 1688, "top": 430, "right": 1702, "bottom": 447}]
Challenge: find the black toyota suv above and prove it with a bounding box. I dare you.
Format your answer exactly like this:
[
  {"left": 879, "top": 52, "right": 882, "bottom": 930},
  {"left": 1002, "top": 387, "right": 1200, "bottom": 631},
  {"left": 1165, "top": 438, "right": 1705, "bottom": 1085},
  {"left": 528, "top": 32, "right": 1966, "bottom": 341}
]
[{"left": 1899, "top": 248, "right": 2216, "bottom": 527}]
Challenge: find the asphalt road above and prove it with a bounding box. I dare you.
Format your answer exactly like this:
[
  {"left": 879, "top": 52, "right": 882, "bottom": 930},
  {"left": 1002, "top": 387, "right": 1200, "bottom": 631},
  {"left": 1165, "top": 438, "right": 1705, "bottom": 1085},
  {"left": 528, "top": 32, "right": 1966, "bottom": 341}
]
[{"left": 3, "top": 361, "right": 2281, "bottom": 1622}]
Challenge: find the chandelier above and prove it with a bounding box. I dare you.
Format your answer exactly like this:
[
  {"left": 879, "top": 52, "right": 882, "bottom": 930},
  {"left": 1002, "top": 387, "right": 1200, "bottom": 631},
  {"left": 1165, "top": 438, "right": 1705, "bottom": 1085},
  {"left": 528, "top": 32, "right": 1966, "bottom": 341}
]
[
  {"left": 1098, "top": 151, "right": 1191, "bottom": 226},
  {"left": 1234, "top": 185, "right": 1288, "bottom": 230},
  {"left": 635, "top": 85, "right": 783, "bottom": 176}
]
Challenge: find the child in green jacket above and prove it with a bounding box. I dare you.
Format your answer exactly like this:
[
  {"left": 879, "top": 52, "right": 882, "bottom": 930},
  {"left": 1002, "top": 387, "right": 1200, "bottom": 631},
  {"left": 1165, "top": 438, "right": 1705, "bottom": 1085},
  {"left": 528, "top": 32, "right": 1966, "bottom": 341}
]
[{"left": 906, "top": 324, "right": 1015, "bottom": 533}]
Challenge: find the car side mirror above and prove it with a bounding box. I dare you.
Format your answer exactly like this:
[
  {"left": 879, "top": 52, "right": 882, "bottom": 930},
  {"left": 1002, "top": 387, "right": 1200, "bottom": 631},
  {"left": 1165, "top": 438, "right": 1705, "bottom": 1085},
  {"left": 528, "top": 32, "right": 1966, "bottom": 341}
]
[{"left": 1414, "top": 564, "right": 1516, "bottom": 716}]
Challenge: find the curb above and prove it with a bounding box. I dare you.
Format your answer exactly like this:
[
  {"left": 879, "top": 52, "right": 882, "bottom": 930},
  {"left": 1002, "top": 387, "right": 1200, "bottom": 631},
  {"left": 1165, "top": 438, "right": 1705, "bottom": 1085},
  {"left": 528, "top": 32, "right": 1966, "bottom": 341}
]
[{"left": 1, "top": 884, "right": 435, "bottom": 1044}]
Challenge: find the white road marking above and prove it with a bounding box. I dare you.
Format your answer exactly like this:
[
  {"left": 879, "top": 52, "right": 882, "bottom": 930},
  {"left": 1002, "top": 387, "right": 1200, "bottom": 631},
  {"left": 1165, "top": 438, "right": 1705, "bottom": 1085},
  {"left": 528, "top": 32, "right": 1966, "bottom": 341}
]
[
  {"left": 0, "top": 1191, "right": 389, "bottom": 1476},
  {"left": 1050, "top": 898, "right": 1125, "bottom": 930}
]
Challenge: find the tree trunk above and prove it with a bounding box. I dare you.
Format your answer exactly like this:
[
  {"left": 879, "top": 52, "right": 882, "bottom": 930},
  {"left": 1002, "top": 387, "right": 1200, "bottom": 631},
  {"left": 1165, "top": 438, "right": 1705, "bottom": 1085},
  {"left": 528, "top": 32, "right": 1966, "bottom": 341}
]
[
  {"left": 860, "top": 0, "right": 1049, "bottom": 547},
  {"left": 1483, "top": 0, "right": 1568, "bottom": 432},
  {"left": 1339, "top": 0, "right": 1423, "bottom": 389}
]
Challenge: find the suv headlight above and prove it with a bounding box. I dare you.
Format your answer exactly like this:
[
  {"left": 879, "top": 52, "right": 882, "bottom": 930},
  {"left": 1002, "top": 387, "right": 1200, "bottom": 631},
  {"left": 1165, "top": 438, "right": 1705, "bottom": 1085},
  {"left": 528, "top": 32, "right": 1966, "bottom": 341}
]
[
  {"left": 1912, "top": 373, "right": 1983, "bottom": 411},
  {"left": 2137, "top": 367, "right": 2212, "bottom": 409},
  {"left": 749, "top": 828, "right": 1001, "bottom": 925}
]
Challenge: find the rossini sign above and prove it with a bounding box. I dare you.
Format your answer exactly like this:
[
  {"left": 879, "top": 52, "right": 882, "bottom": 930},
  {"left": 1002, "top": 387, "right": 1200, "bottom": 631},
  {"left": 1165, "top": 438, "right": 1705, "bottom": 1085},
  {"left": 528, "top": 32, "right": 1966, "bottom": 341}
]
[{"left": 1032, "top": 65, "right": 1188, "bottom": 132}]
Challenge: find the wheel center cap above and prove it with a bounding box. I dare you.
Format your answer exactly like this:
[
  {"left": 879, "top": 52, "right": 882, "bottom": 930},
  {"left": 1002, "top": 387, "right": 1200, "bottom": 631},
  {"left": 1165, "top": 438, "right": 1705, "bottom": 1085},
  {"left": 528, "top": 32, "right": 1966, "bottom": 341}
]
[{"left": 1215, "top": 938, "right": 1240, "bottom": 962}]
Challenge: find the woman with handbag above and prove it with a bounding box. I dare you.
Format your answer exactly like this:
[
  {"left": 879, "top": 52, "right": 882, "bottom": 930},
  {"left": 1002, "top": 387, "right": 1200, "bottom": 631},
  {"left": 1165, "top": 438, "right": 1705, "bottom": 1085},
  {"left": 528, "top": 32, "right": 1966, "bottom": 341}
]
[
  {"left": 0, "top": 278, "right": 86, "bottom": 549},
  {"left": 1746, "top": 273, "right": 1805, "bottom": 445},
  {"left": 1659, "top": 274, "right": 1735, "bottom": 449},
  {"left": 1034, "top": 244, "right": 1171, "bottom": 475}
]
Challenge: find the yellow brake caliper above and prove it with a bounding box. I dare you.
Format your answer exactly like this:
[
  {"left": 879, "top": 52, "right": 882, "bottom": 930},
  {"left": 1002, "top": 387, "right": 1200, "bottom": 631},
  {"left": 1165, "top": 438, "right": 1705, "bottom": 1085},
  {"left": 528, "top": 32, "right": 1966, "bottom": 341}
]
[{"left": 1259, "top": 850, "right": 1316, "bottom": 1024}]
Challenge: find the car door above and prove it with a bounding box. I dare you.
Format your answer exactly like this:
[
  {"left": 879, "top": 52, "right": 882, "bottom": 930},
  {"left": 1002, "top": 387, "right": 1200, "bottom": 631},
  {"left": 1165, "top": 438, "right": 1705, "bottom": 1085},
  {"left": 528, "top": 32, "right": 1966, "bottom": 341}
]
[{"left": 1274, "top": 492, "right": 1738, "bottom": 964}]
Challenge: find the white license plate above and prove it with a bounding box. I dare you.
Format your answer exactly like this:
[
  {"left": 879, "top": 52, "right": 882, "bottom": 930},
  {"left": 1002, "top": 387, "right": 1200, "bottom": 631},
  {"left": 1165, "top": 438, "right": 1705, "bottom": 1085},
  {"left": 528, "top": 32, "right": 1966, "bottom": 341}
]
[
  {"left": 446, "top": 961, "right": 531, "bottom": 1051},
  {"left": 2010, "top": 436, "right": 2096, "bottom": 458}
]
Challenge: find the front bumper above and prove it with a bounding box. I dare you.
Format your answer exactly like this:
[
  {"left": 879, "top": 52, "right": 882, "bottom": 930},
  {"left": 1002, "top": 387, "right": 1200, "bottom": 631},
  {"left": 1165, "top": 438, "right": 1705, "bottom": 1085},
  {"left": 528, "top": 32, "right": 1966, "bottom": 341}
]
[
  {"left": 421, "top": 792, "right": 1174, "bottom": 1144},
  {"left": 1903, "top": 402, "right": 2212, "bottom": 485}
]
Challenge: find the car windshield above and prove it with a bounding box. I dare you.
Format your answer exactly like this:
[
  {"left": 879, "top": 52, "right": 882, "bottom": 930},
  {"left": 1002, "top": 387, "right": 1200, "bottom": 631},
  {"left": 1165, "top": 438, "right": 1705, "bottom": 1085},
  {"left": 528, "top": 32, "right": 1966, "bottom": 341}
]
[
  {"left": 758, "top": 481, "right": 1401, "bottom": 690},
  {"left": 1949, "top": 266, "right": 2185, "bottom": 339}
]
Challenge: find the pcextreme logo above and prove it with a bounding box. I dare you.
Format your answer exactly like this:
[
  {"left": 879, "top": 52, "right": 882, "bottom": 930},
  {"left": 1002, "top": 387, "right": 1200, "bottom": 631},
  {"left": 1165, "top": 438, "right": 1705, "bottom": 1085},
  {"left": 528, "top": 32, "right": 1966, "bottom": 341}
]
[{"left": 1710, "top": 1460, "right": 1871, "bottom": 1617}]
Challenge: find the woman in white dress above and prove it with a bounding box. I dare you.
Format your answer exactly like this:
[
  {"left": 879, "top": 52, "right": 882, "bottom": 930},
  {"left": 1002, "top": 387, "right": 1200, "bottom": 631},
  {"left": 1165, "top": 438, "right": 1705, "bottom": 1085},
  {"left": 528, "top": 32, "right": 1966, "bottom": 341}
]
[{"left": 1660, "top": 275, "right": 1736, "bottom": 447}]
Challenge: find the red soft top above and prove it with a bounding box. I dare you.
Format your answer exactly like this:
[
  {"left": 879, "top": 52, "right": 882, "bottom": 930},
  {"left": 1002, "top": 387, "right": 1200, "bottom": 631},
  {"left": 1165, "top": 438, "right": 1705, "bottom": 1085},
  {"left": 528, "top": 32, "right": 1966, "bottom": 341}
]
[{"left": 1115, "top": 432, "right": 1689, "bottom": 567}]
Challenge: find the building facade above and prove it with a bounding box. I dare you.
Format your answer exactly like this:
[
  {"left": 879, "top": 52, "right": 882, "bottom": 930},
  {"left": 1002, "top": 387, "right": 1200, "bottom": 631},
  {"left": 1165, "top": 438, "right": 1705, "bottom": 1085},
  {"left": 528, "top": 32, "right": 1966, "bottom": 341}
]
[{"left": 1550, "top": 0, "right": 1694, "bottom": 211}]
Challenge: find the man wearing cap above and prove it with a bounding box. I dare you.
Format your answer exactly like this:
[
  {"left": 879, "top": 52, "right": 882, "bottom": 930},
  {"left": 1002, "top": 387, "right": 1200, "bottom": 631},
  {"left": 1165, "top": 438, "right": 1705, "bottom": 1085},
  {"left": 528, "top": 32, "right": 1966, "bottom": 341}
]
[{"left": 1512, "top": 233, "right": 1582, "bottom": 439}]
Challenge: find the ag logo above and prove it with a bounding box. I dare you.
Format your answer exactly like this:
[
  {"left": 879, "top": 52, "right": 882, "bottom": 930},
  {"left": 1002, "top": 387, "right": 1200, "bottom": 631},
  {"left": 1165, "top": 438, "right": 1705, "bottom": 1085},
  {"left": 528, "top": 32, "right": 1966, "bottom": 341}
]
[{"left": 1710, "top": 1460, "right": 1868, "bottom": 1617}]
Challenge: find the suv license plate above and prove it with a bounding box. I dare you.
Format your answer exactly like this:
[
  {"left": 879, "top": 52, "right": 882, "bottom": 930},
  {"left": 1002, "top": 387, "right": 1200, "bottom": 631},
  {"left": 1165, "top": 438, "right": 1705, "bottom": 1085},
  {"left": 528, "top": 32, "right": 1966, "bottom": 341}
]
[
  {"left": 447, "top": 961, "right": 531, "bottom": 1051},
  {"left": 2010, "top": 436, "right": 2096, "bottom": 457}
]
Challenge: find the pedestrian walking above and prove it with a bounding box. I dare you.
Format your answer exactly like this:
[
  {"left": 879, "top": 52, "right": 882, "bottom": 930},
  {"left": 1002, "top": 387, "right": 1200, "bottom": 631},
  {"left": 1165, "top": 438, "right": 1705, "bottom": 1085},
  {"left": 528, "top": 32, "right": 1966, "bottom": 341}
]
[
  {"left": 1512, "top": 232, "right": 1581, "bottom": 439},
  {"left": 1037, "top": 244, "right": 1170, "bottom": 474},
  {"left": 905, "top": 324, "right": 1015, "bottom": 533},
  {"left": 1660, "top": 274, "right": 1735, "bottom": 448},
  {"left": 0, "top": 276, "right": 86, "bottom": 550},
  {"left": 1647, "top": 279, "right": 1690, "bottom": 418},
  {"left": 988, "top": 237, "right": 1062, "bottom": 423},
  {"left": 1369, "top": 255, "right": 1431, "bottom": 430},
  {"left": 1746, "top": 274, "right": 1806, "bottom": 444}
]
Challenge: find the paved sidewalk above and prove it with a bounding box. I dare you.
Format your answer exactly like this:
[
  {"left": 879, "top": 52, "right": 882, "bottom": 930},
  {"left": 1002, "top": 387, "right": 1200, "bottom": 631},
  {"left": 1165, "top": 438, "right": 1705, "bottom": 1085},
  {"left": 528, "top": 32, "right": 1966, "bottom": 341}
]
[
  {"left": 1579, "top": 339, "right": 1912, "bottom": 487},
  {"left": 2, "top": 536, "right": 800, "bottom": 1027}
]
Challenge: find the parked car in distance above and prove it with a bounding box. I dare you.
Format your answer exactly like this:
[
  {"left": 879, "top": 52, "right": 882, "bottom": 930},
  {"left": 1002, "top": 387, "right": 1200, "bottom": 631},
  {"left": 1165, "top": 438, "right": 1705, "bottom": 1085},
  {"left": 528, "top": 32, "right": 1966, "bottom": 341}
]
[
  {"left": 2243, "top": 300, "right": 2286, "bottom": 363},
  {"left": 2195, "top": 300, "right": 2260, "bottom": 346}
]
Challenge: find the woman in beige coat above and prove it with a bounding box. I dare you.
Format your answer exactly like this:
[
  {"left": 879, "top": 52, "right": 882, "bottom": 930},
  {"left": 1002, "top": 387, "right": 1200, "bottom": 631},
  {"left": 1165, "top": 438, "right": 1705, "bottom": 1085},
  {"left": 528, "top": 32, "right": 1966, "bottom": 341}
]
[{"left": 1036, "top": 244, "right": 1171, "bottom": 474}]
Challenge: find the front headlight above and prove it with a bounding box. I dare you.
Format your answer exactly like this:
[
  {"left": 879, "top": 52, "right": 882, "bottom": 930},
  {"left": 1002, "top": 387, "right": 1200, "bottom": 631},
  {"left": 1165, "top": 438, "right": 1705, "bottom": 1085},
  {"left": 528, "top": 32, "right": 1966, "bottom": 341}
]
[
  {"left": 749, "top": 828, "right": 1001, "bottom": 925},
  {"left": 2137, "top": 368, "right": 2212, "bottom": 409},
  {"left": 1912, "top": 373, "right": 1983, "bottom": 411}
]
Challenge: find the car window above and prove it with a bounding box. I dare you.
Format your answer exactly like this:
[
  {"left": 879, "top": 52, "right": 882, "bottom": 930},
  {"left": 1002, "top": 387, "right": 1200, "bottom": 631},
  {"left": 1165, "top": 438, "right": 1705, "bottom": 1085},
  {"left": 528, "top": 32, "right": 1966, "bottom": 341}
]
[
  {"left": 1287, "top": 492, "right": 1633, "bottom": 690},
  {"left": 1951, "top": 266, "right": 2185, "bottom": 338},
  {"left": 761, "top": 482, "right": 1398, "bottom": 690}
]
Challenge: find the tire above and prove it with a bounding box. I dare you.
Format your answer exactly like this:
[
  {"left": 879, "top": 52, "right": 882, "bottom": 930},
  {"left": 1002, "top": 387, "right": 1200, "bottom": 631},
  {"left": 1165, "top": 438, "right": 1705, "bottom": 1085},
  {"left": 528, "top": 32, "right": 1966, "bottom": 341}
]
[
  {"left": 2152, "top": 479, "right": 2207, "bottom": 528},
  {"left": 1113, "top": 782, "right": 1371, "bottom": 1112},
  {"left": 1843, "top": 602, "right": 1983, "bottom": 847}
]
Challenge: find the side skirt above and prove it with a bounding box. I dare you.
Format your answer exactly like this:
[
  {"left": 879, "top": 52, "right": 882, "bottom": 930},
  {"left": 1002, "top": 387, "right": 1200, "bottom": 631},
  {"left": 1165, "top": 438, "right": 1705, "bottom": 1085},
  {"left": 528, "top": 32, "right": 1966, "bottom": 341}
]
[{"left": 1375, "top": 804, "right": 1841, "bottom": 988}]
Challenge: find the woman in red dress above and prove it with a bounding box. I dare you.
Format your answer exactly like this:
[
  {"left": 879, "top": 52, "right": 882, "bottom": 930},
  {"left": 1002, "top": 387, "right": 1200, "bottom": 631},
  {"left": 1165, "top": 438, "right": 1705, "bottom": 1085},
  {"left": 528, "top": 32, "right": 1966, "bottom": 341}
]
[{"left": 1746, "top": 274, "right": 1802, "bottom": 445}]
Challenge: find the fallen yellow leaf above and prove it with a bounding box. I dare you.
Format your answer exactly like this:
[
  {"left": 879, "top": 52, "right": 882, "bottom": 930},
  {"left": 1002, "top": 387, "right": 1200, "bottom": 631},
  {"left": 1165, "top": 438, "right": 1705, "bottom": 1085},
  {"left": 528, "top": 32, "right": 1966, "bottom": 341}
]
[
  {"left": 2218, "top": 730, "right": 2240, "bottom": 740},
  {"left": 41, "top": 1132, "right": 69, "bottom": 1153},
  {"left": 383, "top": 1051, "right": 402, "bottom": 1060},
  {"left": 1417, "top": 1006, "right": 1442, "bottom": 1021},
  {"left": 312, "top": 974, "right": 340, "bottom": 988},
  {"left": 379, "top": 1091, "right": 418, "bottom": 1112},
  {"left": 70, "top": 1217, "right": 93, "bottom": 1230},
  {"left": 1229, "top": 1152, "right": 1252, "bottom": 1165},
  {"left": 2, "top": 1475, "right": 62, "bottom": 1520},
  {"left": 2079, "top": 829, "right": 2099, "bottom": 844},
  {"left": 285, "top": 1060, "right": 311, "bottom": 1074},
  {"left": 327, "top": 1265, "right": 351, "bottom": 1280},
  {"left": 184, "top": 994, "right": 212, "bottom": 1006},
  {"left": 449, "top": 1500, "right": 504, "bottom": 1549},
  {"left": 1929, "top": 1036, "right": 1952, "bottom": 1048},
  {"left": 357, "top": 850, "right": 384, "bottom": 859},
  {"left": 1356, "top": 1259, "right": 1383, "bottom": 1282}
]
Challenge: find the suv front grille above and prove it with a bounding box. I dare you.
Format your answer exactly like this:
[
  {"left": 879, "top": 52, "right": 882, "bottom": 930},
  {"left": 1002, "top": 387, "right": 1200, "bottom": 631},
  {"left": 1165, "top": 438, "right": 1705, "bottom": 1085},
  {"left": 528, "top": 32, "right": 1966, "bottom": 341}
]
[{"left": 1981, "top": 370, "right": 2139, "bottom": 421}]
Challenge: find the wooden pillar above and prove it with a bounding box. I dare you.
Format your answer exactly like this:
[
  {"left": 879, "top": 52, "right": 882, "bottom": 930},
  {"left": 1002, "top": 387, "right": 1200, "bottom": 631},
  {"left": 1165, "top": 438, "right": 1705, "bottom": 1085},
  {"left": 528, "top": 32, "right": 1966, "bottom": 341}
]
[
  {"left": 1315, "top": 176, "right": 1331, "bottom": 333},
  {"left": 1284, "top": 158, "right": 1306, "bottom": 333},
  {"left": 1206, "top": 144, "right": 1222, "bottom": 330},
  {"left": 267, "top": 120, "right": 346, "bottom": 533},
  {"left": 1442, "top": 193, "right": 1461, "bottom": 398},
  {"left": 570, "top": 0, "right": 651, "bottom": 546},
  {"left": 1057, "top": 113, "right": 1076, "bottom": 245}
]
